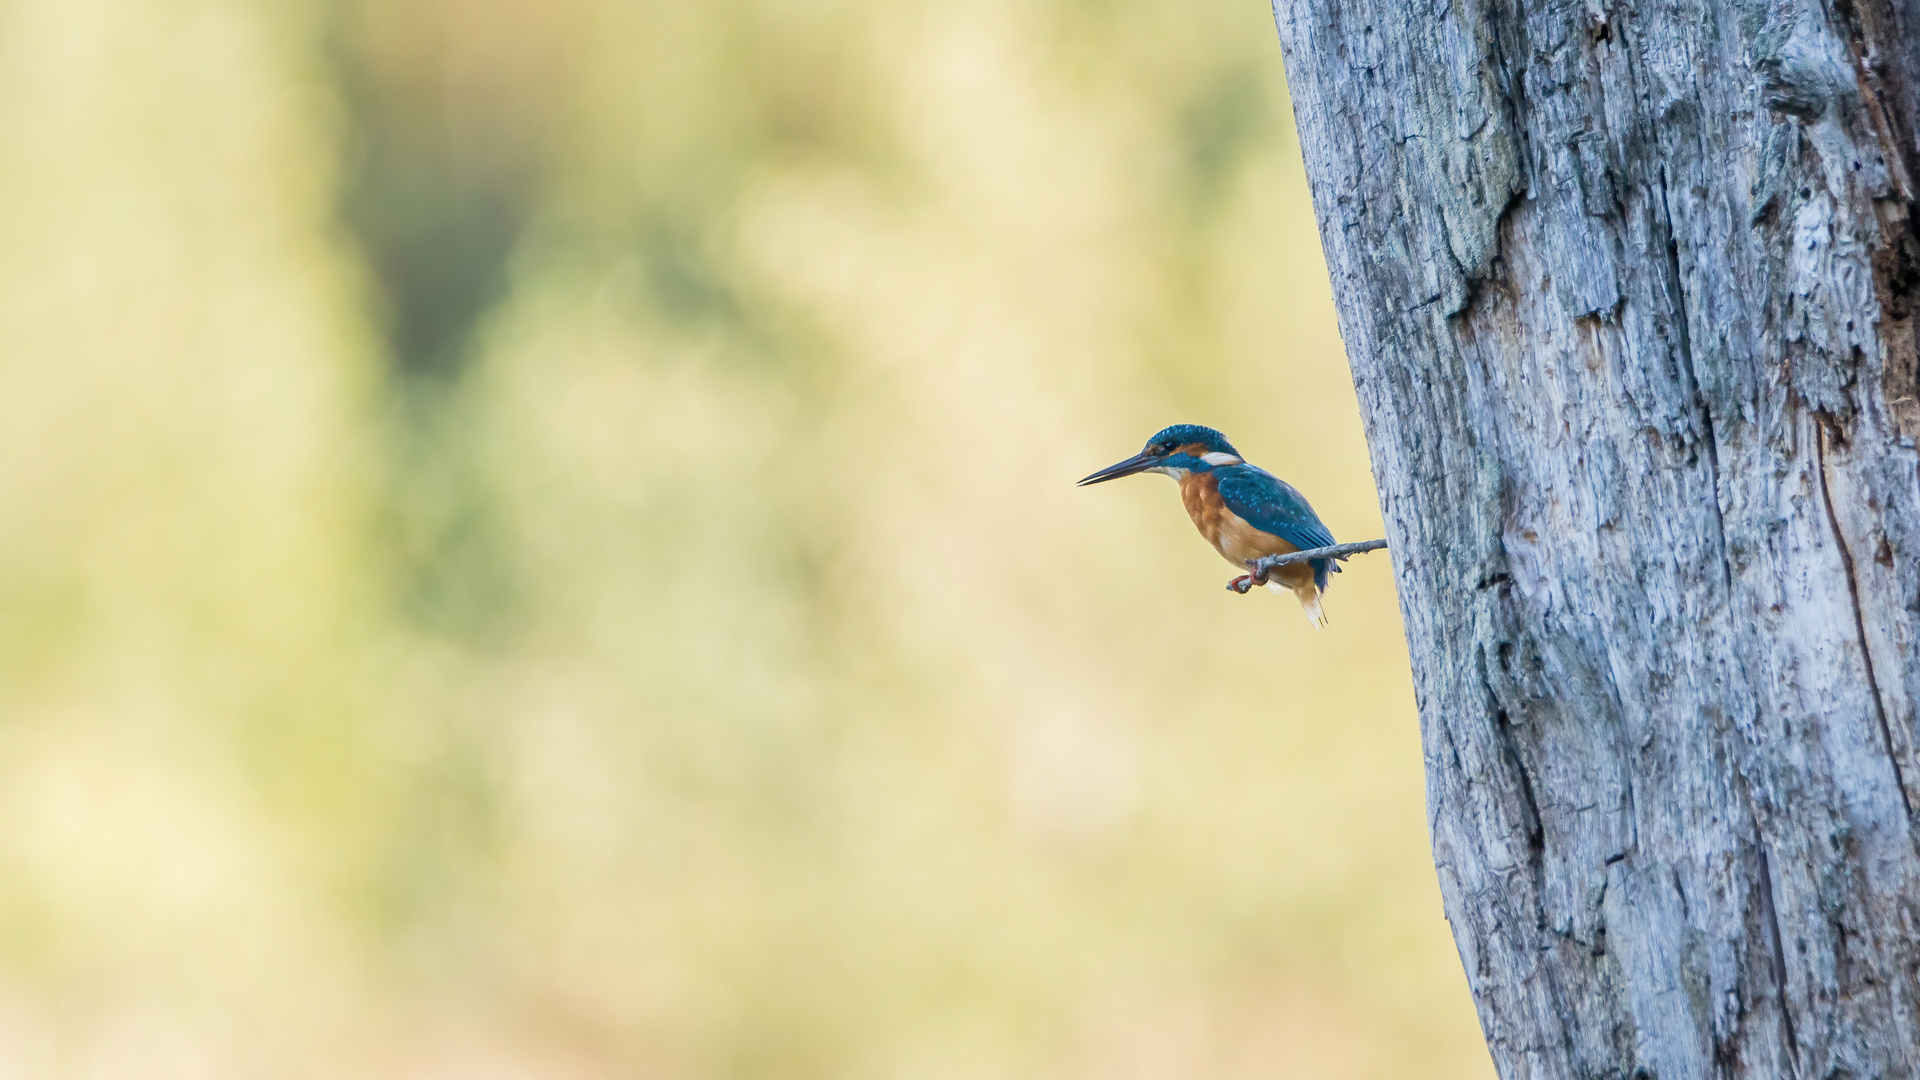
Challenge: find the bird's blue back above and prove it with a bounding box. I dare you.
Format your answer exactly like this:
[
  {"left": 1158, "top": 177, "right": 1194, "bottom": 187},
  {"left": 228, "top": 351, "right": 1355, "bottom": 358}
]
[{"left": 1213, "top": 464, "right": 1336, "bottom": 591}]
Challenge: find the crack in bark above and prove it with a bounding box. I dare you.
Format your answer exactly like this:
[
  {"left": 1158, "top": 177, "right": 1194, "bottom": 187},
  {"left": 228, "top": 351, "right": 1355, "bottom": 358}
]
[
  {"left": 1476, "top": 649, "right": 1591, "bottom": 1068},
  {"left": 1480, "top": 644, "right": 1546, "bottom": 875},
  {"left": 1756, "top": 846, "right": 1801, "bottom": 1076},
  {"left": 1656, "top": 169, "right": 1739, "bottom": 601},
  {"left": 1814, "top": 417, "right": 1915, "bottom": 819},
  {"left": 1443, "top": 0, "right": 1532, "bottom": 317},
  {"left": 1497, "top": 706, "right": 1546, "bottom": 876}
]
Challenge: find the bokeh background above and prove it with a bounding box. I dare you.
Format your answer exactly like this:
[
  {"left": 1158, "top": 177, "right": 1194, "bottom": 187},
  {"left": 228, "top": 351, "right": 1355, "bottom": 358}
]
[{"left": 0, "top": 0, "right": 1492, "bottom": 1076}]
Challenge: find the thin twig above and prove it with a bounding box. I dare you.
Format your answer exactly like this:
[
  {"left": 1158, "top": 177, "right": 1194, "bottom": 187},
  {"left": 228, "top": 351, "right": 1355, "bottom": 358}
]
[{"left": 1247, "top": 538, "right": 1389, "bottom": 578}]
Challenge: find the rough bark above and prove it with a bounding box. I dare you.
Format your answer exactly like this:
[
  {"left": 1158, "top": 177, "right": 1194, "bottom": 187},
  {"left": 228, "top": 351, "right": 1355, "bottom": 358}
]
[{"left": 1268, "top": 0, "right": 1920, "bottom": 1075}]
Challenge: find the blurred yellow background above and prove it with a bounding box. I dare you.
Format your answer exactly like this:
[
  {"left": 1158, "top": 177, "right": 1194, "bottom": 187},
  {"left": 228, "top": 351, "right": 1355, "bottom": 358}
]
[{"left": 0, "top": 0, "right": 1491, "bottom": 1076}]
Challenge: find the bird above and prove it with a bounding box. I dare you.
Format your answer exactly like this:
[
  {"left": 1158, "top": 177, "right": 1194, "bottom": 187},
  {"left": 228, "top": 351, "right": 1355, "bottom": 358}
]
[{"left": 1078, "top": 424, "right": 1337, "bottom": 629}]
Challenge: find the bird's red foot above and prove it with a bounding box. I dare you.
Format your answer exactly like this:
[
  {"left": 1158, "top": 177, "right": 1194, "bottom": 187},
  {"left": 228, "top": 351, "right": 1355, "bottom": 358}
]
[{"left": 1226, "top": 574, "right": 1255, "bottom": 594}]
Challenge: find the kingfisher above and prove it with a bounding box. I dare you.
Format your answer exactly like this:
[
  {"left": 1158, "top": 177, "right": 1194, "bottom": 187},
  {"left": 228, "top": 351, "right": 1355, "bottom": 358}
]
[{"left": 1078, "top": 424, "right": 1337, "bottom": 628}]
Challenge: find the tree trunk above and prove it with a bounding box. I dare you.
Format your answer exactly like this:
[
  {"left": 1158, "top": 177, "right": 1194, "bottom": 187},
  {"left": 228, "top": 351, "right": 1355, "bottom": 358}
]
[{"left": 1268, "top": 0, "right": 1920, "bottom": 1075}]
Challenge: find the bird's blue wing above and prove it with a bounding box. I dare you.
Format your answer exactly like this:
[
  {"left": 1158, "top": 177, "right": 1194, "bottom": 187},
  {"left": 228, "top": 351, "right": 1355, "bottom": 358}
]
[{"left": 1215, "top": 465, "right": 1336, "bottom": 590}]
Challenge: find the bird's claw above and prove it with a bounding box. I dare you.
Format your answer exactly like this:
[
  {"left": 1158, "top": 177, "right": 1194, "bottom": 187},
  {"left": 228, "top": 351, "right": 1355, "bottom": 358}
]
[{"left": 1231, "top": 558, "right": 1279, "bottom": 593}]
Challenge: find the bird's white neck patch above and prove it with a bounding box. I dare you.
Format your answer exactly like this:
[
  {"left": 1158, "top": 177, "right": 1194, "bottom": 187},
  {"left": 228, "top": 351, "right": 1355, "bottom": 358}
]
[{"left": 1200, "top": 452, "right": 1242, "bottom": 466}]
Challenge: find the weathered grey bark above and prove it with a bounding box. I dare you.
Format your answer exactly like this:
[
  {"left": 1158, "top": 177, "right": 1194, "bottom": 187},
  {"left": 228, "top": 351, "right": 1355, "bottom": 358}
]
[{"left": 1268, "top": 0, "right": 1920, "bottom": 1075}]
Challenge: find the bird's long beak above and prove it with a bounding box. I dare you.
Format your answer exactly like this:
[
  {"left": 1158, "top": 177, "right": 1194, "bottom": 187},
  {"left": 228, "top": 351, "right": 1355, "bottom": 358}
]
[{"left": 1077, "top": 451, "right": 1160, "bottom": 486}]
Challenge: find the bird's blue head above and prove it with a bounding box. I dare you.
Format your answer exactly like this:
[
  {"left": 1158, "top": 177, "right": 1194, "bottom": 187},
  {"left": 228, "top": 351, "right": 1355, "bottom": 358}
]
[{"left": 1077, "top": 424, "right": 1243, "bottom": 486}]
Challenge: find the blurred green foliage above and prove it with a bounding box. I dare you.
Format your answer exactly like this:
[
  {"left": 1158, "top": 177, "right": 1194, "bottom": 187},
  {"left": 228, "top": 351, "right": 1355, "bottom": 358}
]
[{"left": 0, "top": 0, "right": 1490, "bottom": 1076}]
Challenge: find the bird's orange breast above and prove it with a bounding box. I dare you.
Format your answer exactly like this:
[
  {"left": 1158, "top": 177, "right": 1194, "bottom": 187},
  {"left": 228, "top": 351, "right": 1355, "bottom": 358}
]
[
  {"left": 1179, "top": 471, "right": 1227, "bottom": 547},
  {"left": 1178, "top": 472, "right": 1313, "bottom": 587}
]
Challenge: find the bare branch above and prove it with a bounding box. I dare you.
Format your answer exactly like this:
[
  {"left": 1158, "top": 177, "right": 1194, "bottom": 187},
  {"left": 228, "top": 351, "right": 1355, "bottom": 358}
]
[
  {"left": 1247, "top": 538, "right": 1388, "bottom": 576},
  {"left": 1227, "top": 539, "right": 1388, "bottom": 593}
]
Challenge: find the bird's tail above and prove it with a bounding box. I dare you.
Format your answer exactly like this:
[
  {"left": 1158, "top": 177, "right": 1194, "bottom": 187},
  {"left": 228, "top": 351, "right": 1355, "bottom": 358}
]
[{"left": 1268, "top": 580, "right": 1328, "bottom": 630}]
